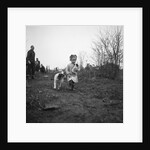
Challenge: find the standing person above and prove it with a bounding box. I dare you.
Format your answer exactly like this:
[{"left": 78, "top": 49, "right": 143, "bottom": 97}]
[
  {"left": 65, "top": 54, "right": 79, "bottom": 90},
  {"left": 26, "top": 45, "right": 35, "bottom": 79},
  {"left": 40, "top": 64, "right": 46, "bottom": 73},
  {"left": 35, "top": 58, "right": 40, "bottom": 72}
]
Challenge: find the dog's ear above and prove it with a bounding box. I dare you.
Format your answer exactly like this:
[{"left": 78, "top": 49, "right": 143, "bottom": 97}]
[
  {"left": 57, "top": 74, "right": 61, "bottom": 80},
  {"left": 61, "top": 74, "right": 64, "bottom": 78}
]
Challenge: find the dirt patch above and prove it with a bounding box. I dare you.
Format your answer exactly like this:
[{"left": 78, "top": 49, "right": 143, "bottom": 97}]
[{"left": 26, "top": 73, "right": 123, "bottom": 123}]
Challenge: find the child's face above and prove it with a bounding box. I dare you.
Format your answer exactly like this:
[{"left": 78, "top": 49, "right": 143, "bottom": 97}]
[{"left": 71, "top": 57, "right": 77, "bottom": 64}]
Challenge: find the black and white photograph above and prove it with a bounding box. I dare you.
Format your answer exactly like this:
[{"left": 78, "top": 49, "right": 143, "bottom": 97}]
[
  {"left": 8, "top": 8, "right": 142, "bottom": 142},
  {"left": 26, "top": 25, "right": 123, "bottom": 123}
]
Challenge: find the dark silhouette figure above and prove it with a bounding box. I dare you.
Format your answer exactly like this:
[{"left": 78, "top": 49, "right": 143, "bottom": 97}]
[
  {"left": 26, "top": 45, "right": 35, "bottom": 79},
  {"left": 35, "top": 58, "right": 40, "bottom": 72},
  {"left": 40, "top": 64, "right": 46, "bottom": 73}
]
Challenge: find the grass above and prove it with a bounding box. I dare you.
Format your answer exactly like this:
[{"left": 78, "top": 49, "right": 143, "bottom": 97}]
[{"left": 26, "top": 72, "right": 123, "bottom": 123}]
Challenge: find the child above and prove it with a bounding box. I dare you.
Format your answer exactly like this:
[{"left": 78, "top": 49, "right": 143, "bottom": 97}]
[{"left": 65, "top": 54, "right": 79, "bottom": 90}]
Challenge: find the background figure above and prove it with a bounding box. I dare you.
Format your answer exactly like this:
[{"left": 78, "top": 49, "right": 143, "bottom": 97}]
[
  {"left": 46, "top": 66, "right": 49, "bottom": 73},
  {"left": 35, "top": 58, "right": 40, "bottom": 72},
  {"left": 26, "top": 45, "right": 35, "bottom": 79},
  {"left": 40, "top": 64, "right": 46, "bottom": 73}
]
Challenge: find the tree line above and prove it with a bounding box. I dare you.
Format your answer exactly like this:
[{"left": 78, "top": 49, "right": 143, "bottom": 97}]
[{"left": 78, "top": 26, "right": 123, "bottom": 80}]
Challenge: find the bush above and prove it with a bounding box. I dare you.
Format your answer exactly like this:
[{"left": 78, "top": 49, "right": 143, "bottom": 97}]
[
  {"left": 78, "top": 63, "right": 120, "bottom": 80},
  {"left": 99, "top": 63, "right": 120, "bottom": 79}
]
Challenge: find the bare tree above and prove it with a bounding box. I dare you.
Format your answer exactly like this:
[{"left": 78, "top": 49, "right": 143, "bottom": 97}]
[
  {"left": 107, "top": 26, "right": 123, "bottom": 66},
  {"left": 91, "top": 26, "right": 123, "bottom": 68},
  {"left": 91, "top": 41, "right": 101, "bottom": 66},
  {"left": 78, "top": 51, "right": 87, "bottom": 69}
]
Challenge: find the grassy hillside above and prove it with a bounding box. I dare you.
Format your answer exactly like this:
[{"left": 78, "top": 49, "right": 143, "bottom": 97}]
[{"left": 26, "top": 72, "right": 123, "bottom": 123}]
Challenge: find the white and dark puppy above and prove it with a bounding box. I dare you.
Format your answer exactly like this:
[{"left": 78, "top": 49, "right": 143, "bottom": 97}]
[
  {"left": 72, "top": 64, "right": 79, "bottom": 75},
  {"left": 54, "top": 71, "right": 66, "bottom": 90}
]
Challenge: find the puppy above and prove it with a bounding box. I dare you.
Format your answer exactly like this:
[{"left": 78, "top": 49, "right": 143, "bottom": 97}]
[
  {"left": 72, "top": 64, "right": 79, "bottom": 75},
  {"left": 54, "top": 71, "right": 65, "bottom": 90}
]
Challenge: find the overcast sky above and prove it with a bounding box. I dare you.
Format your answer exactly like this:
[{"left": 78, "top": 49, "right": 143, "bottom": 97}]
[{"left": 26, "top": 25, "right": 99, "bottom": 70}]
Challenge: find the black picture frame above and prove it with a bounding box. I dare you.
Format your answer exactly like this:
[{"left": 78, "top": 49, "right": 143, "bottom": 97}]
[{"left": 1, "top": 0, "right": 149, "bottom": 146}]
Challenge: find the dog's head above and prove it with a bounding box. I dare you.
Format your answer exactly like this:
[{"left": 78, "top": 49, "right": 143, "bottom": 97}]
[
  {"left": 57, "top": 73, "right": 64, "bottom": 80},
  {"left": 57, "top": 71, "right": 66, "bottom": 80}
]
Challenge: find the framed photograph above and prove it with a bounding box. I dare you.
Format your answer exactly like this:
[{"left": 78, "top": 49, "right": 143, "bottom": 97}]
[{"left": 7, "top": 7, "right": 142, "bottom": 143}]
